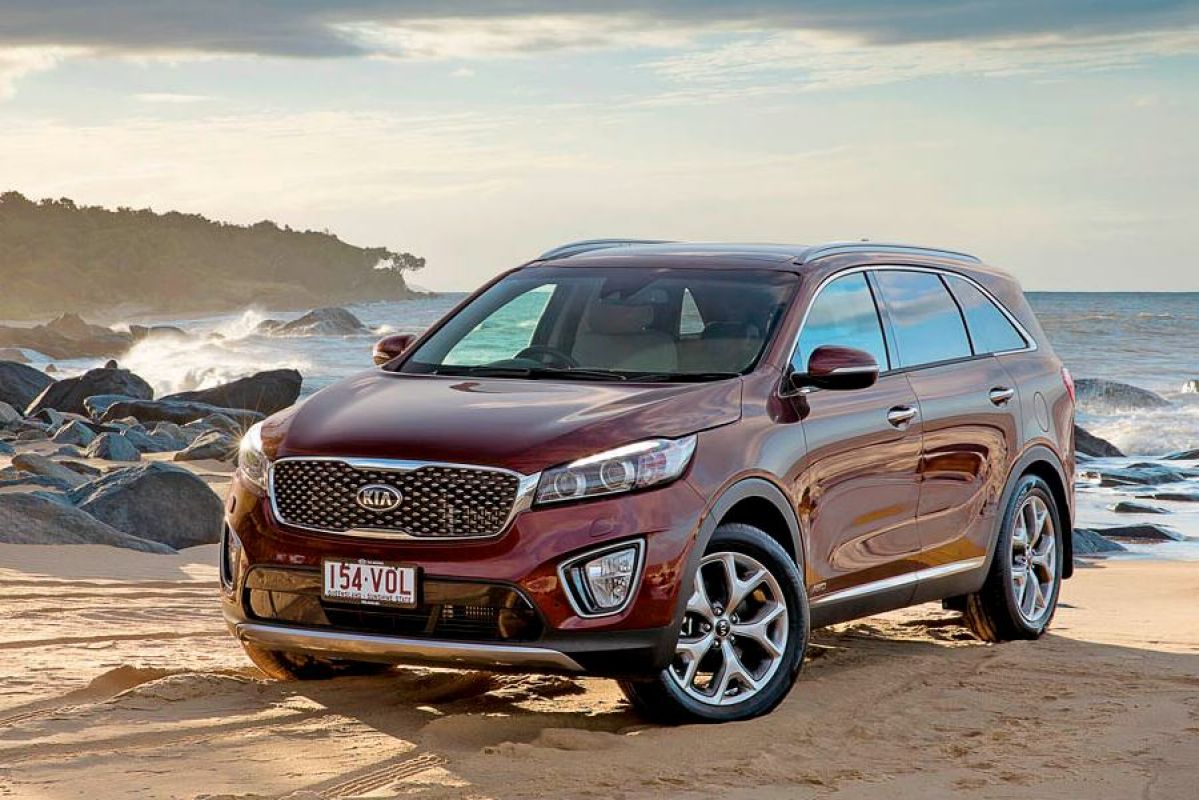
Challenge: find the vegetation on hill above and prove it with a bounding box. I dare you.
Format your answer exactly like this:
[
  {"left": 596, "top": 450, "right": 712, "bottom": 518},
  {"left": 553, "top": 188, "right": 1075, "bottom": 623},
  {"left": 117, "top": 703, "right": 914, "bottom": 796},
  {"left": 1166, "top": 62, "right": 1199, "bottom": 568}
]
[{"left": 0, "top": 192, "right": 425, "bottom": 319}]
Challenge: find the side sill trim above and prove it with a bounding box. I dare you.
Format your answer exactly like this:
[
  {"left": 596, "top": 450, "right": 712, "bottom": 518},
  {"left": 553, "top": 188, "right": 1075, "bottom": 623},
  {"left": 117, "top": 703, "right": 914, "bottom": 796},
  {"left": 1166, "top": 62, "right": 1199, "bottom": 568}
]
[
  {"left": 810, "top": 557, "right": 986, "bottom": 608},
  {"left": 235, "top": 622, "right": 584, "bottom": 672}
]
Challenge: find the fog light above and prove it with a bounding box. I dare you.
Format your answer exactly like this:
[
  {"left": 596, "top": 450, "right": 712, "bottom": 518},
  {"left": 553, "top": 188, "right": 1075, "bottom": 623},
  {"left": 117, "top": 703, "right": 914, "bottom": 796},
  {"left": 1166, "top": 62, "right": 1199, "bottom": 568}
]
[
  {"left": 560, "top": 540, "right": 644, "bottom": 617},
  {"left": 220, "top": 524, "right": 244, "bottom": 592}
]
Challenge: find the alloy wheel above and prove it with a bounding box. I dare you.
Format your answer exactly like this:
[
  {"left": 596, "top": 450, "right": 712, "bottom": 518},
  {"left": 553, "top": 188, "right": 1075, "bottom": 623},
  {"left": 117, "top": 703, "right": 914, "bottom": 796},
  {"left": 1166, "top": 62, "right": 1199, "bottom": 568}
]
[
  {"left": 668, "top": 551, "right": 789, "bottom": 706},
  {"left": 1009, "top": 494, "right": 1058, "bottom": 625}
]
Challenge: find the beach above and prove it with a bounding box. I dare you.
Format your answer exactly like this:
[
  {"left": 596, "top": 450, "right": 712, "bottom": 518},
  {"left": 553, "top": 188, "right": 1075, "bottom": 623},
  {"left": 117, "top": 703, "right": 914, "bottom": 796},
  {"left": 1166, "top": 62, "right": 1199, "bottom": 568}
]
[{"left": 2, "top": 540, "right": 1196, "bottom": 799}]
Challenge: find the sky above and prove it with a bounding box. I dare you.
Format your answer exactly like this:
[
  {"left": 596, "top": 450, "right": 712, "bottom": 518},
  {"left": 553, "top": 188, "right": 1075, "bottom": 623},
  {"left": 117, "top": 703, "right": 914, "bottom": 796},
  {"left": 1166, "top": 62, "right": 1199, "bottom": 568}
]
[{"left": 0, "top": 2, "right": 1196, "bottom": 291}]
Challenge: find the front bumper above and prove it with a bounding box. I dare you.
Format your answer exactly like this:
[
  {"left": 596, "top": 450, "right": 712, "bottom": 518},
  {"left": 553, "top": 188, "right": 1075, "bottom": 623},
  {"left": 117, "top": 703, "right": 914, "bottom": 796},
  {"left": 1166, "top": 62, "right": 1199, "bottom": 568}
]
[{"left": 222, "top": 471, "right": 705, "bottom": 677}]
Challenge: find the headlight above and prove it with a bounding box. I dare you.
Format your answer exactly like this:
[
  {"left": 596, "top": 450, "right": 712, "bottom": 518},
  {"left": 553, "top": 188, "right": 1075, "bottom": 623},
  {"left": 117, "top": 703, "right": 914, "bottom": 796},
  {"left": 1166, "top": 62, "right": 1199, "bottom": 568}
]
[
  {"left": 238, "top": 421, "right": 270, "bottom": 491},
  {"left": 536, "top": 435, "right": 697, "bottom": 505}
]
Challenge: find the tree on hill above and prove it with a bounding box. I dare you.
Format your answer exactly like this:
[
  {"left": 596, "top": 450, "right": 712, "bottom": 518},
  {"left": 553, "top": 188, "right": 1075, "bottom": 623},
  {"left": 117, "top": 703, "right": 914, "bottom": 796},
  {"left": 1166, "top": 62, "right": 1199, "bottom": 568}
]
[{"left": 0, "top": 191, "right": 426, "bottom": 319}]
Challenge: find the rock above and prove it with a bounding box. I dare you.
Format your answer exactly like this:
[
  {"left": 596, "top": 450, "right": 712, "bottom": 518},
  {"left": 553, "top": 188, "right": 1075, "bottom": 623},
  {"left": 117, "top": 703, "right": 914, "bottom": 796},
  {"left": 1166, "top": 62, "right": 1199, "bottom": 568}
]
[
  {"left": 97, "top": 398, "right": 262, "bottom": 430},
  {"left": 10, "top": 452, "right": 89, "bottom": 489},
  {"left": 258, "top": 306, "right": 370, "bottom": 336},
  {"left": 1074, "top": 378, "right": 1170, "bottom": 410},
  {"left": 1074, "top": 425, "right": 1123, "bottom": 458},
  {"left": 0, "top": 493, "right": 174, "bottom": 553},
  {"left": 162, "top": 369, "right": 302, "bottom": 415},
  {"left": 0, "top": 314, "right": 134, "bottom": 360},
  {"left": 0, "top": 361, "right": 55, "bottom": 410},
  {"left": 26, "top": 366, "right": 153, "bottom": 416},
  {"left": 1072, "top": 528, "right": 1127, "bottom": 555},
  {"left": 69, "top": 462, "right": 223, "bottom": 549},
  {"left": 1079, "top": 463, "right": 1197, "bottom": 487},
  {"left": 173, "top": 430, "right": 236, "bottom": 462},
  {"left": 0, "top": 400, "right": 20, "bottom": 427},
  {"left": 51, "top": 420, "right": 98, "bottom": 447},
  {"left": 1182, "top": 379, "right": 1199, "bottom": 394},
  {"left": 83, "top": 394, "right": 140, "bottom": 418},
  {"left": 0, "top": 440, "right": 12, "bottom": 455},
  {"left": 32, "top": 407, "right": 67, "bottom": 430},
  {"left": 1162, "top": 448, "right": 1199, "bottom": 461},
  {"left": 85, "top": 432, "right": 142, "bottom": 462},
  {"left": 44, "top": 364, "right": 57, "bottom": 374},
  {"left": 1137, "top": 492, "right": 1199, "bottom": 503},
  {"left": 198, "top": 413, "right": 249, "bottom": 436},
  {"left": 120, "top": 427, "right": 176, "bottom": 454},
  {"left": 59, "top": 459, "right": 102, "bottom": 477},
  {"left": 1097, "top": 524, "right": 1184, "bottom": 542},
  {"left": 16, "top": 429, "right": 47, "bottom": 441},
  {"left": 129, "top": 324, "right": 188, "bottom": 342},
  {"left": 51, "top": 445, "right": 83, "bottom": 458},
  {"left": 150, "top": 421, "right": 187, "bottom": 443},
  {"left": 1108, "top": 500, "right": 1170, "bottom": 514},
  {"left": 0, "top": 348, "right": 29, "bottom": 363}
]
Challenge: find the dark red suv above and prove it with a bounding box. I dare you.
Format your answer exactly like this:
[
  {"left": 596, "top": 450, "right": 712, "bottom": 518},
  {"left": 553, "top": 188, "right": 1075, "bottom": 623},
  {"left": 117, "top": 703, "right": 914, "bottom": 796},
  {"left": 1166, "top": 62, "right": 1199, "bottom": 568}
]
[{"left": 222, "top": 240, "right": 1075, "bottom": 722}]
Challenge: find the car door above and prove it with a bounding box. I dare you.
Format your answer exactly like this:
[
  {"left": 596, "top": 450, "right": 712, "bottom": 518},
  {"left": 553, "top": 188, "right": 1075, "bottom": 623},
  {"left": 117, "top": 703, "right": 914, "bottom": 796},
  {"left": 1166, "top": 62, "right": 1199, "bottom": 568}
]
[
  {"left": 787, "top": 272, "right": 924, "bottom": 612},
  {"left": 871, "top": 269, "right": 1022, "bottom": 589}
]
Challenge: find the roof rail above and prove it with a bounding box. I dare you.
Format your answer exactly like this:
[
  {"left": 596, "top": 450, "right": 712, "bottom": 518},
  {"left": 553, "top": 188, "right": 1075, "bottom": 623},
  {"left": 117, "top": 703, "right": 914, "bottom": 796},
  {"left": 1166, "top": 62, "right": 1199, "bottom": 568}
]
[
  {"left": 800, "top": 242, "right": 981, "bottom": 264},
  {"left": 536, "top": 238, "right": 674, "bottom": 260}
]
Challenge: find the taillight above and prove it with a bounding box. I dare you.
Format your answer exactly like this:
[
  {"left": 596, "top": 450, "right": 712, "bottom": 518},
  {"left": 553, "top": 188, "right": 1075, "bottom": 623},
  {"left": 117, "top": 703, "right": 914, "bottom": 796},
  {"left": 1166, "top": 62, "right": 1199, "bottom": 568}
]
[{"left": 1061, "top": 366, "right": 1076, "bottom": 405}]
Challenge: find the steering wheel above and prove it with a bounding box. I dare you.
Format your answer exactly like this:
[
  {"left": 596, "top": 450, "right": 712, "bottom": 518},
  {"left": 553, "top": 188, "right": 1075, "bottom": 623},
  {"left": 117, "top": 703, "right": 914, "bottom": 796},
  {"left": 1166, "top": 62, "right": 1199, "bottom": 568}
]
[{"left": 513, "top": 345, "right": 579, "bottom": 369}]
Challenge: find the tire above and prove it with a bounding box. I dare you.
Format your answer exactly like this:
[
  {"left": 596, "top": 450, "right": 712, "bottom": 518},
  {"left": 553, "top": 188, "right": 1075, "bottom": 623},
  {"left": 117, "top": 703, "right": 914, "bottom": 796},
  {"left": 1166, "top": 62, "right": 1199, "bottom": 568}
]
[
  {"left": 963, "top": 475, "right": 1064, "bottom": 642},
  {"left": 620, "top": 522, "right": 808, "bottom": 723},
  {"left": 241, "top": 642, "right": 393, "bottom": 681}
]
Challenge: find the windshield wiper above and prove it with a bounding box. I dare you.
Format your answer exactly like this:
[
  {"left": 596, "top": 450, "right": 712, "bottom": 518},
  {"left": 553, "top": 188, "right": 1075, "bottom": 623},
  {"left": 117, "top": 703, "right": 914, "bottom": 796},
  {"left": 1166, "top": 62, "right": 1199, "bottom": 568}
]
[
  {"left": 433, "top": 365, "right": 628, "bottom": 381},
  {"left": 628, "top": 372, "right": 742, "bottom": 383}
]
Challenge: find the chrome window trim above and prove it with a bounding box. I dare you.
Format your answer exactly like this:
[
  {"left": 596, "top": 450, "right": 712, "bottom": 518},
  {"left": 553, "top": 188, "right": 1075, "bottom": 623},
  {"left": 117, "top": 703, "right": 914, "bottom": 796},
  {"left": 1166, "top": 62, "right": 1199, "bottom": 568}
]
[
  {"left": 809, "top": 557, "right": 986, "bottom": 607},
  {"left": 556, "top": 538, "right": 647, "bottom": 619},
  {"left": 784, "top": 264, "right": 1037, "bottom": 384},
  {"left": 268, "top": 456, "right": 541, "bottom": 541}
]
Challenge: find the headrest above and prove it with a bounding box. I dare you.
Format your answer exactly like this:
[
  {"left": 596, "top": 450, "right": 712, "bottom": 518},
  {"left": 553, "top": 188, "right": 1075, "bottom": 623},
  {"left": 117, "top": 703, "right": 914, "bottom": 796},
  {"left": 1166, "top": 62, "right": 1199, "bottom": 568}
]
[{"left": 584, "top": 301, "right": 654, "bottom": 335}]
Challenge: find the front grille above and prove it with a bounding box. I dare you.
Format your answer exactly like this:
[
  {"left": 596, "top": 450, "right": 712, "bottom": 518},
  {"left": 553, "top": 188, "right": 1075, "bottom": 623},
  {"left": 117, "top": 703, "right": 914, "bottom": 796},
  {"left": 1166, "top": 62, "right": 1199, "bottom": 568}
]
[{"left": 271, "top": 459, "right": 522, "bottom": 538}]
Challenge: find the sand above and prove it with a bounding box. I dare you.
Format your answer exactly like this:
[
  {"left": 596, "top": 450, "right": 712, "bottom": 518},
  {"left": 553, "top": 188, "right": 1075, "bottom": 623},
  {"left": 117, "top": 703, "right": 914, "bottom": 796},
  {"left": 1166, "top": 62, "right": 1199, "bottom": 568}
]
[{"left": 0, "top": 550, "right": 1196, "bottom": 800}]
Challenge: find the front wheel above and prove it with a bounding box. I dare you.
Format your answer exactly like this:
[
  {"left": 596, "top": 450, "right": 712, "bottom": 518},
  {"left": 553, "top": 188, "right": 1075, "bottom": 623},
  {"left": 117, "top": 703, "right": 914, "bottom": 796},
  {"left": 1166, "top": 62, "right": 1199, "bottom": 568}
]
[
  {"left": 963, "top": 475, "right": 1064, "bottom": 642},
  {"left": 620, "top": 523, "right": 808, "bottom": 723},
  {"left": 241, "top": 642, "right": 393, "bottom": 681}
]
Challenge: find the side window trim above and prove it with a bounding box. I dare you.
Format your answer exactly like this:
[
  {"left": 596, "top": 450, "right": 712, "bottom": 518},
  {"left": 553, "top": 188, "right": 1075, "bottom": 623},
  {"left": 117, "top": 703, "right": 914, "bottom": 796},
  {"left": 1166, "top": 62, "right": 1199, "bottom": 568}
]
[
  {"left": 939, "top": 273, "right": 978, "bottom": 356},
  {"left": 786, "top": 264, "right": 1036, "bottom": 380},
  {"left": 864, "top": 271, "right": 897, "bottom": 372},
  {"left": 943, "top": 273, "right": 1030, "bottom": 355}
]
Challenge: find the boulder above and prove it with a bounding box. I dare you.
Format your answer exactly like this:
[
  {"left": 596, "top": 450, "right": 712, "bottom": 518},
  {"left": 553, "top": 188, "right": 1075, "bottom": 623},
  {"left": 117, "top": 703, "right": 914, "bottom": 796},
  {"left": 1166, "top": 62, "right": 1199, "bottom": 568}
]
[
  {"left": 1138, "top": 491, "right": 1199, "bottom": 503},
  {"left": 69, "top": 462, "right": 223, "bottom": 549},
  {"left": 1079, "top": 463, "right": 1197, "bottom": 487},
  {"left": 0, "top": 314, "right": 134, "bottom": 360},
  {"left": 0, "top": 440, "right": 12, "bottom": 455},
  {"left": 0, "top": 400, "right": 20, "bottom": 427},
  {"left": 1074, "top": 425, "right": 1123, "bottom": 458},
  {"left": 1096, "top": 524, "right": 1184, "bottom": 542},
  {"left": 97, "top": 398, "right": 262, "bottom": 429},
  {"left": 1108, "top": 500, "right": 1169, "bottom": 515},
  {"left": 120, "top": 427, "right": 176, "bottom": 454},
  {"left": 173, "top": 430, "right": 236, "bottom": 462},
  {"left": 0, "top": 492, "right": 174, "bottom": 553},
  {"left": 150, "top": 421, "right": 188, "bottom": 443},
  {"left": 59, "top": 459, "right": 102, "bottom": 478},
  {"left": 258, "top": 306, "right": 370, "bottom": 336},
  {"left": 16, "top": 428, "right": 47, "bottom": 441},
  {"left": 10, "top": 452, "right": 89, "bottom": 489},
  {"left": 1072, "top": 528, "right": 1127, "bottom": 556},
  {"left": 161, "top": 369, "right": 301, "bottom": 415},
  {"left": 1074, "top": 378, "right": 1170, "bottom": 410},
  {"left": 0, "top": 348, "right": 29, "bottom": 363},
  {"left": 32, "top": 407, "right": 66, "bottom": 430},
  {"left": 0, "top": 361, "right": 54, "bottom": 410},
  {"left": 1162, "top": 448, "right": 1199, "bottom": 461},
  {"left": 83, "top": 394, "right": 140, "bottom": 418},
  {"left": 85, "top": 432, "right": 142, "bottom": 462},
  {"left": 129, "top": 324, "right": 188, "bottom": 342},
  {"left": 26, "top": 366, "right": 153, "bottom": 416}
]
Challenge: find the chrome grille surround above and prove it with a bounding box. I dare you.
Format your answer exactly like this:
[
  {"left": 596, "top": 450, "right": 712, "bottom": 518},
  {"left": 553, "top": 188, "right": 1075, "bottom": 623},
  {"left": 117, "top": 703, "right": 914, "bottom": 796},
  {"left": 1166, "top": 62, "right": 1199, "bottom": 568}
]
[{"left": 268, "top": 457, "right": 540, "bottom": 540}]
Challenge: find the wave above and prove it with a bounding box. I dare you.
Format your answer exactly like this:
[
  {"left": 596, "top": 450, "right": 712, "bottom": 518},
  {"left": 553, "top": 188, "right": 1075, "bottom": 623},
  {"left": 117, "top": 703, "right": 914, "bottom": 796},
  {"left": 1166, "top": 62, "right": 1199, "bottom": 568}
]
[
  {"left": 1078, "top": 394, "right": 1199, "bottom": 457},
  {"left": 120, "top": 329, "right": 312, "bottom": 396}
]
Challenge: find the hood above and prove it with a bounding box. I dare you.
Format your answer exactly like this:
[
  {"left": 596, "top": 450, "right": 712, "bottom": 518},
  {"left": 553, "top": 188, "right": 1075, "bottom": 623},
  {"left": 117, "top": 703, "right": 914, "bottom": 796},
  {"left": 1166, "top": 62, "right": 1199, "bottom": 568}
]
[{"left": 266, "top": 371, "right": 741, "bottom": 474}]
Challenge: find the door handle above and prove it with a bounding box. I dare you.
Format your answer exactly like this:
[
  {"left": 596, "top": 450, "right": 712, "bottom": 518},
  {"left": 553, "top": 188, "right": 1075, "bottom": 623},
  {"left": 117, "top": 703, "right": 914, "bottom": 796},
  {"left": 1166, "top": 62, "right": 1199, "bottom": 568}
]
[
  {"left": 887, "top": 405, "right": 918, "bottom": 428},
  {"left": 989, "top": 387, "right": 1016, "bottom": 406}
]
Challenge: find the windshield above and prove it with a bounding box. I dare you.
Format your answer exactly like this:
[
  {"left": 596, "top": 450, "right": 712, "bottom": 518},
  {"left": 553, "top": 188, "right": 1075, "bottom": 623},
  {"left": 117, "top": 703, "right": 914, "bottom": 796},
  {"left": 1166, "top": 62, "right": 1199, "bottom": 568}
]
[{"left": 400, "top": 266, "right": 798, "bottom": 381}]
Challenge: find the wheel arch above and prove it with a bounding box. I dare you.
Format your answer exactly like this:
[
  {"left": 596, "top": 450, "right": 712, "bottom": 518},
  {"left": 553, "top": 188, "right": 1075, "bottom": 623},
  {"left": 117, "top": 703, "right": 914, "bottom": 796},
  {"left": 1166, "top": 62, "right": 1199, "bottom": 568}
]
[{"left": 997, "top": 446, "right": 1075, "bottom": 580}]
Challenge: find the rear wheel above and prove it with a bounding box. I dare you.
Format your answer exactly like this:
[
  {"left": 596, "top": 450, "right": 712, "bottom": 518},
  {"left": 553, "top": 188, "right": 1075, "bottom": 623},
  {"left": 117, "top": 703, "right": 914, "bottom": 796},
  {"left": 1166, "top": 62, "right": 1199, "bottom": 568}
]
[
  {"left": 241, "top": 642, "right": 393, "bottom": 681},
  {"left": 620, "top": 523, "right": 808, "bottom": 723},
  {"left": 963, "top": 475, "right": 1064, "bottom": 642}
]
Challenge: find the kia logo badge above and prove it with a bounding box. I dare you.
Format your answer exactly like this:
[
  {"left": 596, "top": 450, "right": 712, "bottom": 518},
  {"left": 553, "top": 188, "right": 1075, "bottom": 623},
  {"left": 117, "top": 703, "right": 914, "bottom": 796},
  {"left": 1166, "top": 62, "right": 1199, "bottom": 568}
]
[{"left": 356, "top": 484, "right": 402, "bottom": 512}]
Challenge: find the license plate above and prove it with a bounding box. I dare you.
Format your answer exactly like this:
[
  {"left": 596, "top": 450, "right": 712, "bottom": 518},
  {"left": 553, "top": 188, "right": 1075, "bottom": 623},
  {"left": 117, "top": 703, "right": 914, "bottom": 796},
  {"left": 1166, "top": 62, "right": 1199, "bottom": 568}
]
[{"left": 321, "top": 559, "right": 419, "bottom": 608}]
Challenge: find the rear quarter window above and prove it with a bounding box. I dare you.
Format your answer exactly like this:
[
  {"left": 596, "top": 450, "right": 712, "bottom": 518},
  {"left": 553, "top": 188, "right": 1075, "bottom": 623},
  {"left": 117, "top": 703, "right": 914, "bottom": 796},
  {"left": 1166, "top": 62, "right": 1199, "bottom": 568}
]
[{"left": 944, "top": 274, "right": 1028, "bottom": 354}]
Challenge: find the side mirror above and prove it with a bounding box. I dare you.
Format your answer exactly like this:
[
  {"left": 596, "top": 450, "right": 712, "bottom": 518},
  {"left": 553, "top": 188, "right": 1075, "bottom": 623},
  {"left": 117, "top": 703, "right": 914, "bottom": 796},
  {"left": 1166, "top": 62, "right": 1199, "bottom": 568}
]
[
  {"left": 372, "top": 333, "right": 416, "bottom": 366},
  {"left": 792, "top": 345, "right": 879, "bottom": 392}
]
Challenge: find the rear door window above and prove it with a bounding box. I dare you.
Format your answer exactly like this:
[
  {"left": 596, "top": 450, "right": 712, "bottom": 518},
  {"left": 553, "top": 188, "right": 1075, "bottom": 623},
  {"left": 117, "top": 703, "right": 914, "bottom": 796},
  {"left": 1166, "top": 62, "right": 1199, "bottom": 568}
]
[
  {"left": 943, "top": 275, "right": 1027, "bottom": 354},
  {"left": 873, "top": 271, "right": 972, "bottom": 368},
  {"left": 795, "top": 272, "right": 889, "bottom": 371}
]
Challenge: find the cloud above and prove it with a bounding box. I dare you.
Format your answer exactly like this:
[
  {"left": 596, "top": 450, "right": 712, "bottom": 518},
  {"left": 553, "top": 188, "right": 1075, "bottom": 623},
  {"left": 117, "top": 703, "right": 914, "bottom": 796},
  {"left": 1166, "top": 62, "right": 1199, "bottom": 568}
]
[
  {"left": 0, "top": 47, "right": 70, "bottom": 99},
  {"left": 134, "top": 92, "right": 212, "bottom": 104},
  {"left": 0, "top": 1, "right": 1195, "bottom": 60}
]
